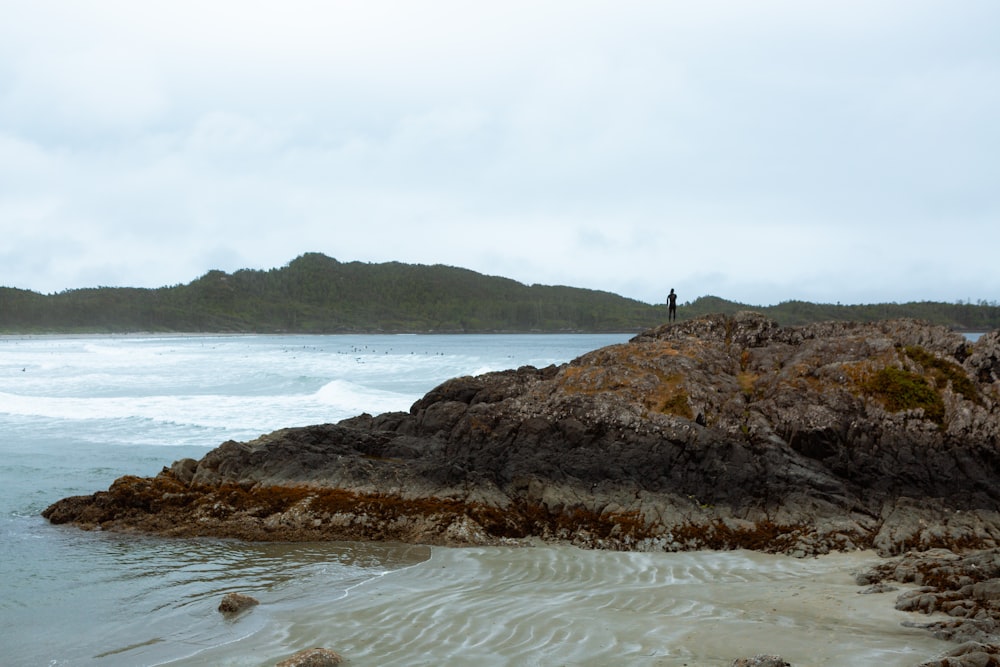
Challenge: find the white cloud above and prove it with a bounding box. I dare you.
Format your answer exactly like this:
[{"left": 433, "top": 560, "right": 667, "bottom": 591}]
[
  {"left": 1, "top": 0, "right": 998, "bottom": 304},
  {"left": 2, "top": 48, "right": 165, "bottom": 138}
]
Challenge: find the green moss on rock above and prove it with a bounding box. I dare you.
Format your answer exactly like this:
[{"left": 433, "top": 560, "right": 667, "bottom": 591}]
[
  {"left": 903, "top": 345, "right": 981, "bottom": 406},
  {"left": 863, "top": 366, "right": 945, "bottom": 424}
]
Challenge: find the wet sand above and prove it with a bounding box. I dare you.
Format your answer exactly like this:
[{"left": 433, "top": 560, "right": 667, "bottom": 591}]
[{"left": 184, "top": 545, "right": 954, "bottom": 666}]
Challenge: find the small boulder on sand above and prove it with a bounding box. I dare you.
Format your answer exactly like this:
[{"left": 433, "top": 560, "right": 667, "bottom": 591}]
[
  {"left": 732, "top": 656, "right": 790, "bottom": 667},
  {"left": 275, "top": 647, "right": 344, "bottom": 667}
]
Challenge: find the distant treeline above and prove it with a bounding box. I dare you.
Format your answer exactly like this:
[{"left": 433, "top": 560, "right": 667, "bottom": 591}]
[
  {"left": 682, "top": 295, "right": 1000, "bottom": 331},
  {"left": 2, "top": 253, "right": 998, "bottom": 334}
]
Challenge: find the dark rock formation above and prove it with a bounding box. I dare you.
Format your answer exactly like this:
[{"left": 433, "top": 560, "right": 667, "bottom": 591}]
[{"left": 44, "top": 313, "right": 1000, "bottom": 556}]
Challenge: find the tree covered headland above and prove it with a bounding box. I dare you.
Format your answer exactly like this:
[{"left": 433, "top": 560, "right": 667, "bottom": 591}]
[{"left": 2, "top": 253, "right": 998, "bottom": 333}]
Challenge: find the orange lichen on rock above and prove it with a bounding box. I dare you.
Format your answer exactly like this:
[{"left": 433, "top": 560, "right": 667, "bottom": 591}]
[{"left": 556, "top": 343, "right": 696, "bottom": 418}]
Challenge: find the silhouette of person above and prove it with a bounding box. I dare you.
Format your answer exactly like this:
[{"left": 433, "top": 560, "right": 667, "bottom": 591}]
[{"left": 667, "top": 288, "right": 678, "bottom": 322}]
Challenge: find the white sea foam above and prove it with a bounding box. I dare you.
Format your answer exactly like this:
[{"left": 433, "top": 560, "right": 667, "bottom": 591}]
[
  {"left": 312, "top": 378, "right": 414, "bottom": 416},
  {"left": 0, "top": 389, "right": 408, "bottom": 446},
  {"left": 0, "top": 334, "right": 623, "bottom": 444}
]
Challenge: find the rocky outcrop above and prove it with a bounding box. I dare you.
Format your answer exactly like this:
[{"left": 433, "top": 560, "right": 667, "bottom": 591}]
[
  {"left": 858, "top": 548, "right": 1000, "bottom": 641},
  {"left": 44, "top": 313, "right": 1000, "bottom": 556},
  {"left": 916, "top": 642, "right": 1000, "bottom": 667},
  {"left": 857, "top": 548, "right": 1000, "bottom": 663}
]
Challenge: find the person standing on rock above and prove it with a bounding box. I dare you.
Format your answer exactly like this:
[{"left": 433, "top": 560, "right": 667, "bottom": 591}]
[{"left": 667, "top": 289, "right": 678, "bottom": 322}]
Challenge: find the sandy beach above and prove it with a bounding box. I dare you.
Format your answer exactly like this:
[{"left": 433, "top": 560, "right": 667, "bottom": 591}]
[{"left": 181, "top": 545, "right": 953, "bottom": 666}]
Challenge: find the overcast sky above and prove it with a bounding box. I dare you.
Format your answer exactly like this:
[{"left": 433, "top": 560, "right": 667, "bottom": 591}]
[{"left": 2, "top": 1, "right": 998, "bottom": 306}]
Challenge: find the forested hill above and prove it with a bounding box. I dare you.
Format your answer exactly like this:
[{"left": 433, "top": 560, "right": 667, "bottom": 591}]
[
  {"left": 2, "top": 253, "right": 999, "bottom": 333},
  {"left": 0, "top": 254, "right": 660, "bottom": 333}
]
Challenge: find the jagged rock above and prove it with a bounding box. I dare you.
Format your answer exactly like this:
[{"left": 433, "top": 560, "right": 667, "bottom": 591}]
[
  {"left": 43, "top": 314, "right": 1000, "bottom": 556},
  {"left": 170, "top": 458, "right": 198, "bottom": 484},
  {"left": 218, "top": 592, "right": 259, "bottom": 615},
  {"left": 275, "top": 647, "right": 343, "bottom": 667}
]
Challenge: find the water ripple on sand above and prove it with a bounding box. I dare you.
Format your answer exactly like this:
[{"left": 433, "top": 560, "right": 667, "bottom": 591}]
[{"left": 183, "top": 545, "right": 956, "bottom": 667}]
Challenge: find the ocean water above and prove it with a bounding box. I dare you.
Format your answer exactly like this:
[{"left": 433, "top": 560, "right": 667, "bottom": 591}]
[
  {"left": 0, "top": 334, "right": 619, "bottom": 665},
  {"left": 0, "top": 334, "right": 953, "bottom": 666}
]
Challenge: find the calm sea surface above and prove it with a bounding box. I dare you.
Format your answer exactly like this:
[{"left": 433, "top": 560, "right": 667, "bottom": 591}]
[{"left": 0, "top": 333, "right": 961, "bottom": 665}]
